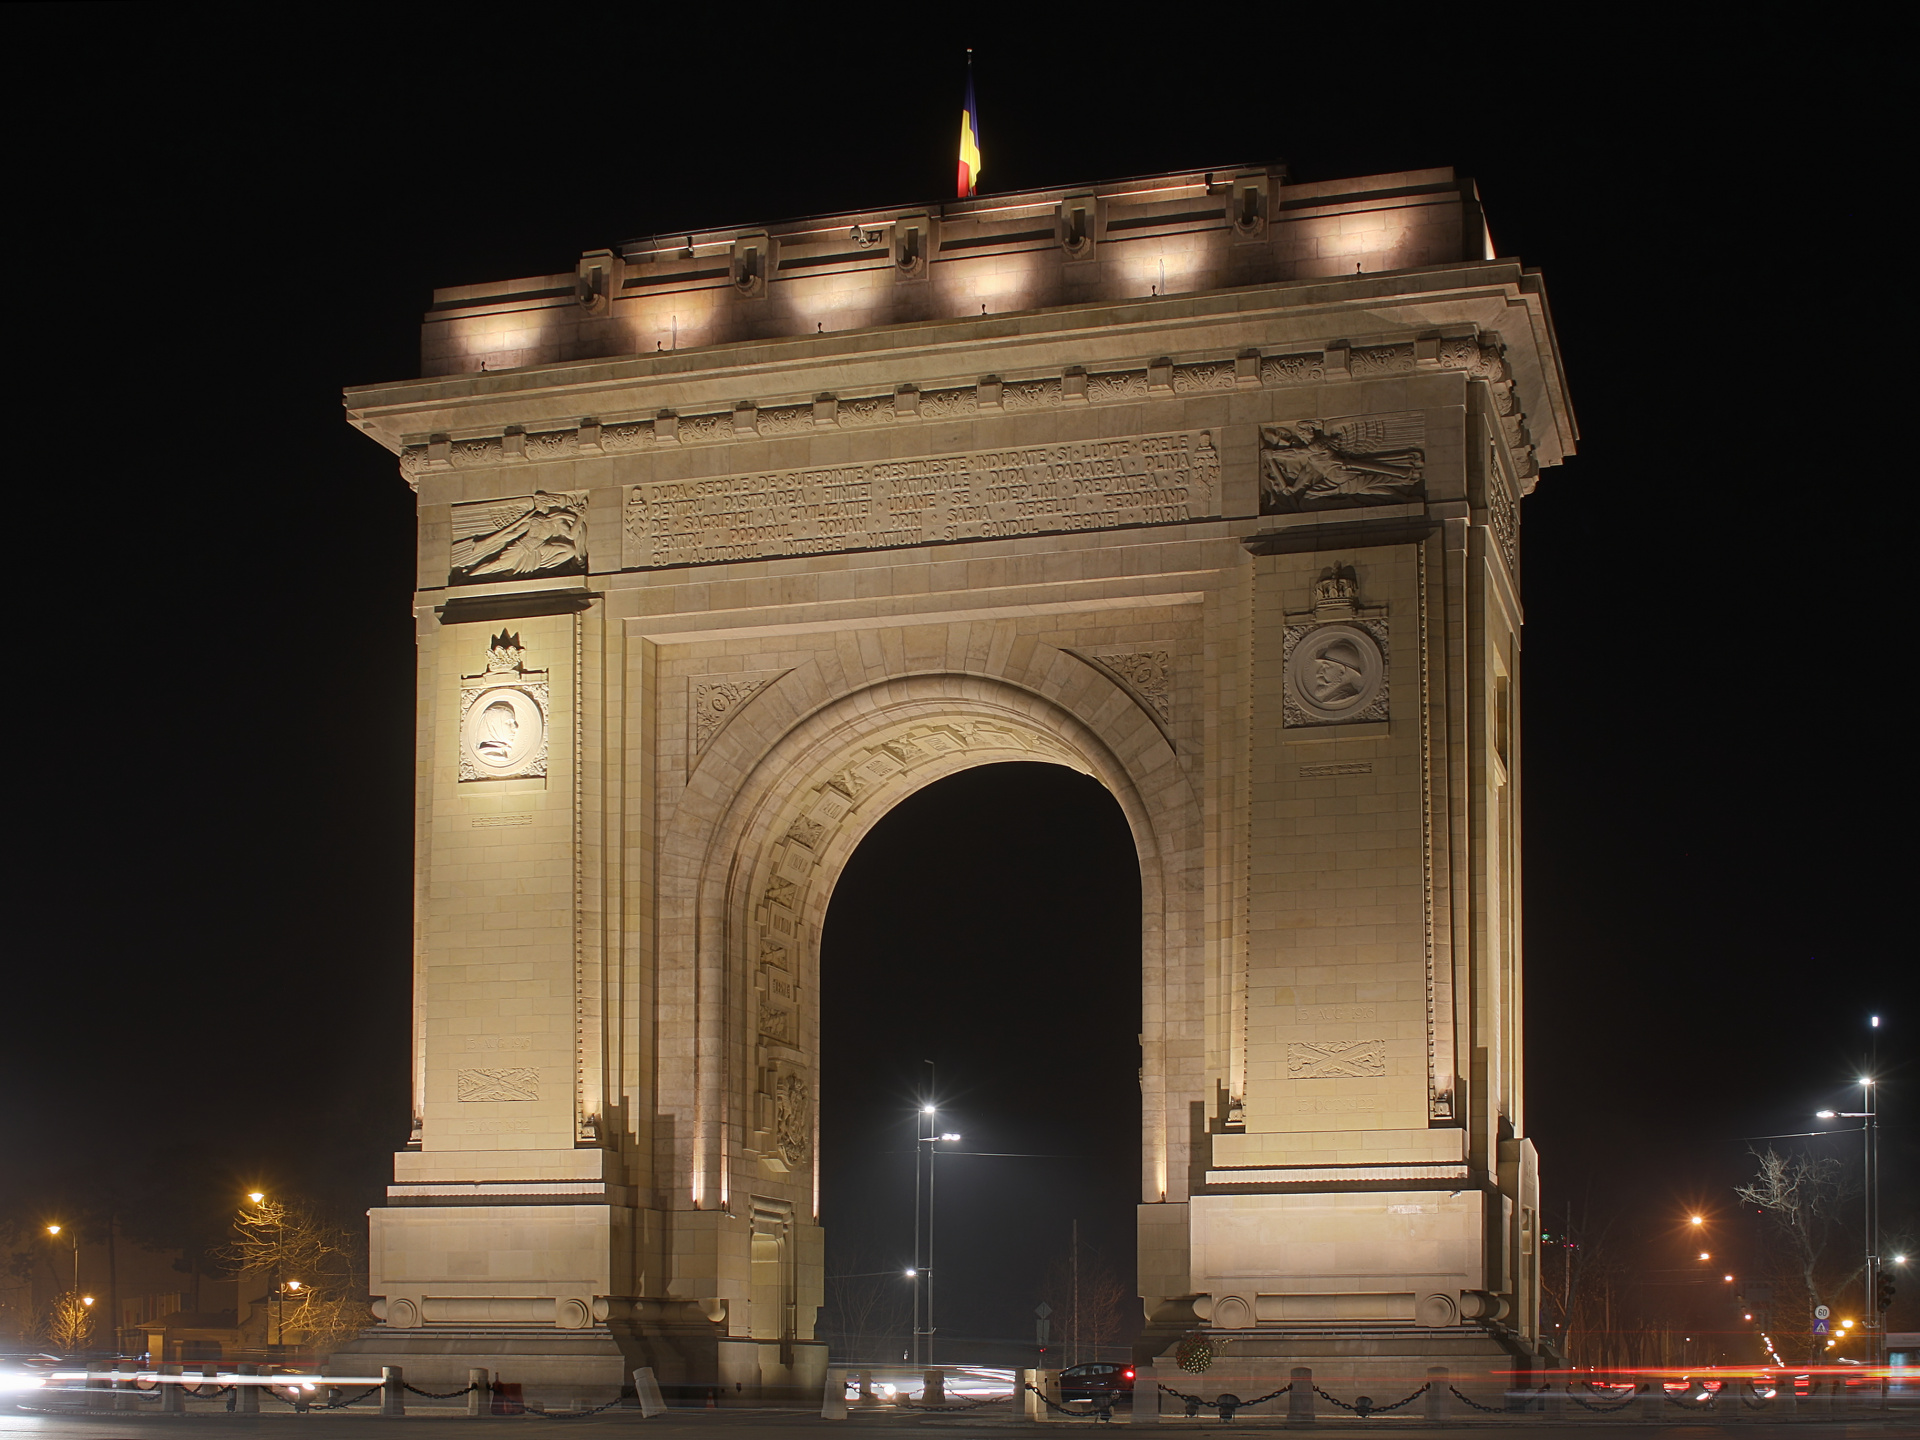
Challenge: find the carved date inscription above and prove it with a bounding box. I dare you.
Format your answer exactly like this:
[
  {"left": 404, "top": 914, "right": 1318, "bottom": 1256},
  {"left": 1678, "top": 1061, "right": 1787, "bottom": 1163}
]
[{"left": 625, "top": 431, "right": 1218, "bottom": 567}]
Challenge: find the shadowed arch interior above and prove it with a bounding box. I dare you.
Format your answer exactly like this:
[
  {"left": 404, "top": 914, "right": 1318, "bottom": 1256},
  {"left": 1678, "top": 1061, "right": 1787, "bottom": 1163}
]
[{"left": 816, "top": 761, "right": 1142, "bottom": 1361}]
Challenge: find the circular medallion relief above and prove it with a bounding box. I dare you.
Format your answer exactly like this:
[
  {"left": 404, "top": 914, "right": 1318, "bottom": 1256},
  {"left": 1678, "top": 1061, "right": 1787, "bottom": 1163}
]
[
  {"left": 1285, "top": 623, "right": 1385, "bottom": 723},
  {"left": 460, "top": 685, "right": 546, "bottom": 778}
]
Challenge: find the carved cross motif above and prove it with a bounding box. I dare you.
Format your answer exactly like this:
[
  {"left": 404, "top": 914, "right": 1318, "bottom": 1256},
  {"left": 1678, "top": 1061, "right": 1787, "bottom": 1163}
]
[
  {"left": 1286, "top": 1039, "right": 1388, "bottom": 1079},
  {"left": 456, "top": 1067, "right": 540, "bottom": 1102}
]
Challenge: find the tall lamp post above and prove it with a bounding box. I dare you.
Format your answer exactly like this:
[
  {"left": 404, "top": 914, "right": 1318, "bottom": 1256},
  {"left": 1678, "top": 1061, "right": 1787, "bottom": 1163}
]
[
  {"left": 1817, "top": 1075, "right": 1879, "bottom": 1375},
  {"left": 46, "top": 1223, "right": 78, "bottom": 1296},
  {"left": 910, "top": 1090, "right": 961, "bottom": 1369}
]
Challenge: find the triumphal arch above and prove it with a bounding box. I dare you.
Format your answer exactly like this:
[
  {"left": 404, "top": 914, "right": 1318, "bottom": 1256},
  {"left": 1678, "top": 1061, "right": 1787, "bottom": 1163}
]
[{"left": 341, "top": 164, "right": 1573, "bottom": 1399}]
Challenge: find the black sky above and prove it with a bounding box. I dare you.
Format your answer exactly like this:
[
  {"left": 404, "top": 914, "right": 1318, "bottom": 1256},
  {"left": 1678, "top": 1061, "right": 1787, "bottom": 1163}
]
[{"left": 2, "top": 8, "right": 1909, "bottom": 1338}]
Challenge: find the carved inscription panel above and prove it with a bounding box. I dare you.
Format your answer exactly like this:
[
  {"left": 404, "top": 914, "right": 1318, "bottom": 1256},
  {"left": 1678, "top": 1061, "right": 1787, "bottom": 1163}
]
[{"left": 624, "top": 430, "right": 1220, "bottom": 567}]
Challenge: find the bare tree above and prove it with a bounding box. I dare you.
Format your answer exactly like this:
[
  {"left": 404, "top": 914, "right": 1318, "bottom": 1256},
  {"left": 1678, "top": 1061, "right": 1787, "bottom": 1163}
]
[
  {"left": 46, "top": 1292, "right": 95, "bottom": 1352},
  {"left": 1039, "top": 1246, "right": 1137, "bottom": 1365},
  {"left": 1734, "top": 1147, "right": 1861, "bottom": 1364},
  {"left": 220, "top": 1196, "right": 369, "bottom": 1352}
]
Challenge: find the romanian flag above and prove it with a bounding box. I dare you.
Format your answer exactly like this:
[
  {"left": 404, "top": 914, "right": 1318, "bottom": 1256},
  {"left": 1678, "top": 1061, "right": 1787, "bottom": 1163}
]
[{"left": 957, "top": 68, "right": 981, "bottom": 197}]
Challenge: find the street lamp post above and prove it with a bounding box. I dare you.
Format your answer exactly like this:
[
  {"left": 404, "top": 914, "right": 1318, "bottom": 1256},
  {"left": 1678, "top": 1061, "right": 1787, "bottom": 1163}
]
[
  {"left": 909, "top": 1077, "right": 961, "bottom": 1370},
  {"left": 46, "top": 1224, "right": 78, "bottom": 1297},
  {"left": 1817, "top": 1075, "right": 1880, "bottom": 1378}
]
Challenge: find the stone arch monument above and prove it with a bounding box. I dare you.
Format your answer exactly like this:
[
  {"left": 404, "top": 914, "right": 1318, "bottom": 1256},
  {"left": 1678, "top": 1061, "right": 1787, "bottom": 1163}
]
[{"left": 341, "top": 164, "right": 1573, "bottom": 1398}]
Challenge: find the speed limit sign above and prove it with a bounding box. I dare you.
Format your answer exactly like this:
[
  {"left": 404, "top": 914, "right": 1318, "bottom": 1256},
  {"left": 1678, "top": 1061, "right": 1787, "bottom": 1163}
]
[{"left": 1815, "top": 1305, "right": 1831, "bottom": 1319}]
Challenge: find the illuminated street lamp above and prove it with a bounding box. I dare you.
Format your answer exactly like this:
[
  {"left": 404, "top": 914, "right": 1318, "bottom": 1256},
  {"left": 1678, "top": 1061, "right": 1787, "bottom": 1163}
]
[
  {"left": 46, "top": 1224, "right": 79, "bottom": 1296},
  {"left": 1816, "top": 1055, "right": 1883, "bottom": 1375}
]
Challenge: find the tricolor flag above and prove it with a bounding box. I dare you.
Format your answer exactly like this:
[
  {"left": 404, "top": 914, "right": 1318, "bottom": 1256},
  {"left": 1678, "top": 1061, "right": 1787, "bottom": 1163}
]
[{"left": 957, "top": 67, "right": 981, "bottom": 198}]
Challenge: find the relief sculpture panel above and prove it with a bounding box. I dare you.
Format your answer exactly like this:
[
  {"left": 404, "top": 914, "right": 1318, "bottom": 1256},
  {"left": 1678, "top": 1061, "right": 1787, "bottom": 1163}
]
[
  {"left": 625, "top": 430, "right": 1219, "bottom": 568},
  {"left": 1259, "top": 413, "right": 1425, "bottom": 513}
]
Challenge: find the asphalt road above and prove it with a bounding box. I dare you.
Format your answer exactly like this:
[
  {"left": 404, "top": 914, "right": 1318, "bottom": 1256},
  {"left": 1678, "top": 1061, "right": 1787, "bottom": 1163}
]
[{"left": 5, "top": 1402, "right": 1917, "bottom": 1439}]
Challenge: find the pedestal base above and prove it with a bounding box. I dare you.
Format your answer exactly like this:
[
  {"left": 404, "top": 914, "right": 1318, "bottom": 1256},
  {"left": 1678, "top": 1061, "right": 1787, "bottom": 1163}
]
[{"left": 1138, "top": 1323, "right": 1542, "bottom": 1414}]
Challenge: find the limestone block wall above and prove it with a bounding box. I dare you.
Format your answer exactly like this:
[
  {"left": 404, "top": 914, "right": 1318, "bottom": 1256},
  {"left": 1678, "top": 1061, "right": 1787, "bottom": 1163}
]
[{"left": 344, "top": 170, "right": 1572, "bottom": 1391}]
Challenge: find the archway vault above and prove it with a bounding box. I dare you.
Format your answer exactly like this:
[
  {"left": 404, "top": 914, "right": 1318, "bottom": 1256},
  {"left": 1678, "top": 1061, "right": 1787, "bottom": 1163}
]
[{"left": 663, "top": 633, "right": 1205, "bottom": 1244}]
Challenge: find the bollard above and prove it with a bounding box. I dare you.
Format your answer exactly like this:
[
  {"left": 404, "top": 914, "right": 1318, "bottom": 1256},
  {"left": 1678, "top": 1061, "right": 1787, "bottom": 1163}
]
[
  {"left": 161, "top": 1364, "right": 183, "bottom": 1414},
  {"left": 632, "top": 1367, "right": 666, "bottom": 1418},
  {"left": 923, "top": 1368, "right": 944, "bottom": 1404},
  {"left": 382, "top": 1365, "right": 406, "bottom": 1417},
  {"left": 1131, "top": 1363, "right": 1158, "bottom": 1424},
  {"left": 1639, "top": 1380, "right": 1662, "bottom": 1422},
  {"left": 1775, "top": 1373, "right": 1797, "bottom": 1417},
  {"left": 1543, "top": 1383, "right": 1564, "bottom": 1421},
  {"left": 111, "top": 1362, "right": 131, "bottom": 1412},
  {"left": 1425, "top": 1366, "right": 1447, "bottom": 1421},
  {"left": 1288, "top": 1366, "right": 1313, "bottom": 1423},
  {"left": 856, "top": 1371, "right": 875, "bottom": 1407},
  {"left": 467, "top": 1368, "right": 491, "bottom": 1417},
  {"left": 237, "top": 1363, "right": 260, "bottom": 1415},
  {"left": 821, "top": 1368, "right": 848, "bottom": 1421}
]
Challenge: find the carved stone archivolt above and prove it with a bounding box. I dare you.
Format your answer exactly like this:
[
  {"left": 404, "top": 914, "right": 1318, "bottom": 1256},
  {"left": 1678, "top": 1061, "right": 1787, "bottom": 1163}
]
[
  {"left": 459, "top": 631, "right": 550, "bottom": 782},
  {"left": 1259, "top": 413, "right": 1426, "bottom": 514},
  {"left": 1086, "top": 648, "right": 1173, "bottom": 722}
]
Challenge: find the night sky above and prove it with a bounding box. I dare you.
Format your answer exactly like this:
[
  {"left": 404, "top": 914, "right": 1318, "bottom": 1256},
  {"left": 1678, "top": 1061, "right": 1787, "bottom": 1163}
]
[{"left": 3, "top": 11, "right": 1908, "bottom": 1347}]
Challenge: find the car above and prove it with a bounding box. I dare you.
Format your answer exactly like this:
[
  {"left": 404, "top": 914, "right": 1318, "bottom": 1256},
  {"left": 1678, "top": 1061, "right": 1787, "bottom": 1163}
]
[
  {"left": 0, "top": 1353, "right": 62, "bottom": 1401},
  {"left": 1060, "top": 1362, "right": 1136, "bottom": 1404}
]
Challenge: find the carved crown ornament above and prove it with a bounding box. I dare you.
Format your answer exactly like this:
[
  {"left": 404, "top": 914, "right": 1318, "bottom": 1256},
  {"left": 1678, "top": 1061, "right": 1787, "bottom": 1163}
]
[
  {"left": 459, "top": 630, "right": 550, "bottom": 782},
  {"left": 394, "top": 334, "right": 1533, "bottom": 487}
]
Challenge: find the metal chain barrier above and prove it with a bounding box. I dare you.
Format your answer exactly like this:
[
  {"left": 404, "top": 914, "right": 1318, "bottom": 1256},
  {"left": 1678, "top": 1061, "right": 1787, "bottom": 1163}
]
[
  {"left": 1448, "top": 1384, "right": 1505, "bottom": 1413},
  {"left": 182, "top": 1384, "right": 235, "bottom": 1398},
  {"left": 1157, "top": 1382, "right": 1290, "bottom": 1420},
  {"left": 1306, "top": 1382, "right": 1428, "bottom": 1417},
  {"left": 1026, "top": 1383, "right": 1119, "bottom": 1421},
  {"left": 896, "top": 1393, "right": 1010, "bottom": 1411},
  {"left": 524, "top": 1397, "right": 630, "bottom": 1419},
  {"left": 405, "top": 1381, "right": 482, "bottom": 1399},
  {"left": 307, "top": 1386, "right": 383, "bottom": 1411},
  {"left": 1568, "top": 1386, "right": 1637, "bottom": 1414}
]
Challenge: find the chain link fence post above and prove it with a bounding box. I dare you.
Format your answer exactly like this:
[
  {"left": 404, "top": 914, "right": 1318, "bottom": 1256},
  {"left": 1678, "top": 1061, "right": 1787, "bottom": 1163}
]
[{"left": 466, "top": 1368, "right": 490, "bottom": 1416}]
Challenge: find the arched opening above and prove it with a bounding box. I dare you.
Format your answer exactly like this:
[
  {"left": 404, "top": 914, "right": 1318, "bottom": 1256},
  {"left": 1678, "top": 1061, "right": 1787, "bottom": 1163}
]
[{"left": 815, "top": 761, "right": 1143, "bottom": 1367}]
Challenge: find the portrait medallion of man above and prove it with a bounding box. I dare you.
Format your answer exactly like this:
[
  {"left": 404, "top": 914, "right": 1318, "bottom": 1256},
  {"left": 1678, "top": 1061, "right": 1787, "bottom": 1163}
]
[
  {"left": 458, "top": 684, "right": 548, "bottom": 780},
  {"left": 1283, "top": 621, "right": 1388, "bottom": 726}
]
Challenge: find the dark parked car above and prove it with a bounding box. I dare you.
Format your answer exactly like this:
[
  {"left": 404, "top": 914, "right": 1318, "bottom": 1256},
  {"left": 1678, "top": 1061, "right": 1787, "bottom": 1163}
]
[{"left": 1060, "top": 1362, "right": 1136, "bottom": 1404}]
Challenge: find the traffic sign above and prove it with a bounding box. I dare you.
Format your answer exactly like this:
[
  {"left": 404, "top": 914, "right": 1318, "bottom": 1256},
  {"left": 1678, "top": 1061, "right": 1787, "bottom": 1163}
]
[
  {"left": 1814, "top": 1305, "right": 1830, "bottom": 1320},
  {"left": 1813, "top": 1319, "right": 1829, "bottom": 1335}
]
